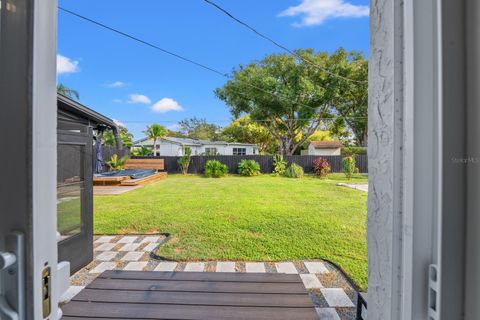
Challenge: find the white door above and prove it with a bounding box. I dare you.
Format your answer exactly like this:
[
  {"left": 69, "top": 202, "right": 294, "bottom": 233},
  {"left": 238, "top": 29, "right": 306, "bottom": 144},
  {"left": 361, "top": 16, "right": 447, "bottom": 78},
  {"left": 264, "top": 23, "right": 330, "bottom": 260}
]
[{"left": 0, "top": 1, "right": 68, "bottom": 319}]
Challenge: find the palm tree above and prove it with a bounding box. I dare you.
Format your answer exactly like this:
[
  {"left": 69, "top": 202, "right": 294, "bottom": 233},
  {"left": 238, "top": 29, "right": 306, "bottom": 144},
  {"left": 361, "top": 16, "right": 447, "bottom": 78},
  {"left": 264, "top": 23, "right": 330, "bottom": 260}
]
[
  {"left": 143, "top": 124, "right": 167, "bottom": 156},
  {"left": 57, "top": 83, "right": 80, "bottom": 100}
]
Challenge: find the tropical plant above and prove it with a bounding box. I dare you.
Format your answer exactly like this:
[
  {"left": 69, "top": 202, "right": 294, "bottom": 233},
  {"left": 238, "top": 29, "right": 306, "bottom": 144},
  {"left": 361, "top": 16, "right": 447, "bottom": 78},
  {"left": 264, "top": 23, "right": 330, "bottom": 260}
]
[
  {"left": 102, "top": 128, "right": 134, "bottom": 148},
  {"left": 313, "top": 157, "right": 331, "bottom": 178},
  {"left": 238, "top": 160, "right": 261, "bottom": 176},
  {"left": 272, "top": 154, "right": 287, "bottom": 176},
  {"left": 284, "top": 163, "right": 304, "bottom": 178},
  {"left": 105, "top": 154, "right": 129, "bottom": 171},
  {"left": 131, "top": 146, "right": 152, "bottom": 156},
  {"left": 204, "top": 160, "right": 228, "bottom": 178},
  {"left": 177, "top": 147, "right": 192, "bottom": 175},
  {"left": 57, "top": 83, "right": 80, "bottom": 100},
  {"left": 342, "top": 156, "right": 357, "bottom": 179},
  {"left": 143, "top": 124, "right": 167, "bottom": 156}
]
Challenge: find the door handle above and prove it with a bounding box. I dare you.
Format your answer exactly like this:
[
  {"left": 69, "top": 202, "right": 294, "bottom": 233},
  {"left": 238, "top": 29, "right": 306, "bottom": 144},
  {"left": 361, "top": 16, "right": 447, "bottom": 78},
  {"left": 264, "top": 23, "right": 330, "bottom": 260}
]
[{"left": 0, "top": 233, "right": 24, "bottom": 320}]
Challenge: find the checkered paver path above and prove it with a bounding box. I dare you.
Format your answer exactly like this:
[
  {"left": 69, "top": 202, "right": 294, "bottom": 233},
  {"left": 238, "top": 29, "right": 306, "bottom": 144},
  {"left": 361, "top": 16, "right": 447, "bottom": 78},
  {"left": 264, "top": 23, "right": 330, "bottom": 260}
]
[{"left": 64, "top": 235, "right": 358, "bottom": 320}]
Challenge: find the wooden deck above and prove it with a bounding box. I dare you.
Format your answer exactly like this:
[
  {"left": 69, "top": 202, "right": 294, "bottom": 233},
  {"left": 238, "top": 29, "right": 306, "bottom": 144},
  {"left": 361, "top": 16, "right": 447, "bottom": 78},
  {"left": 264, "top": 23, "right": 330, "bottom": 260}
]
[{"left": 62, "top": 270, "right": 318, "bottom": 320}]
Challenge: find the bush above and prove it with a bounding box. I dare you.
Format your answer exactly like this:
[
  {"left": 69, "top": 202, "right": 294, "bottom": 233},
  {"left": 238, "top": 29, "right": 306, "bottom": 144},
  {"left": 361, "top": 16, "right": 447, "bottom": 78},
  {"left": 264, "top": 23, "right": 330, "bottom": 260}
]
[
  {"left": 272, "top": 154, "right": 287, "bottom": 175},
  {"left": 204, "top": 160, "right": 228, "bottom": 178},
  {"left": 313, "top": 157, "right": 331, "bottom": 178},
  {"left": 341, "top": 146, "right": 367, "bottom": 156},
  {"left": 238, "top": 160, "right": 261, "bottom": 176},
  {"left": 342, "top": 156, "right": 357, "bottom": 179},
  {"left": 284, "top": 163, "right": 304, "bottom": 178}
]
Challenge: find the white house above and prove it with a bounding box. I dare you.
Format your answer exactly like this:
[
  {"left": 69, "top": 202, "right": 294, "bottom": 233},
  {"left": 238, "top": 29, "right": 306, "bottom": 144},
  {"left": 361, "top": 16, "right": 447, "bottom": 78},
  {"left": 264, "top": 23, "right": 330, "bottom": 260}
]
[
  {"left": 133, "top": 137, "right": 258, "bottom": 156},
  {"left": 301, "top": 141, "right": 342, "bottom": 156}
]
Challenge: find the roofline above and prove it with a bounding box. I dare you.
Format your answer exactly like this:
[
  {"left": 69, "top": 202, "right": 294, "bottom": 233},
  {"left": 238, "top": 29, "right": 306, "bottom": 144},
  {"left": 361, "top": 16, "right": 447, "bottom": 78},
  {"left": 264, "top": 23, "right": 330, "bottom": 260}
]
[{"left": 57, "top": 94, "right": 117, "bottom": 129}]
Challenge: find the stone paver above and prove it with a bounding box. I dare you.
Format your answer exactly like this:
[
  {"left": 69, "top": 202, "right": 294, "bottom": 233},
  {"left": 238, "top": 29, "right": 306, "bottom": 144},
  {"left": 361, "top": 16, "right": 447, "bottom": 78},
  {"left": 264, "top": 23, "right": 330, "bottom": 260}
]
[
  {"left": 95, "top": 251, "right": 117, "bottom": 261},
  {"left": 300, "top": 274, "right": 323, "bottom": 289},
  {"left": 304, "top": 261, "right": 329, "bottom": 274},
  {"left": 321, "top": 288, "right": 355, "bottom": 307},
  {"left": 119, "top": 243, "right": 141, "bottom": 252},
  {"left": 316, "top": 308, "right": 341, "bottom": 320},
  {"left": 184, "top": 262, "right": 205, "bottom": 272},
  {"left": 245, "top": 262, "right": 266, "bottom": 273},
  {"left": 60, "top": 286, "right": 84, "bottom": 303},
  {"left": 141, "top": 236, "right": 160, "bottom": 243},
  {"left": 123, "top": 261, "right": 148, "bottom": 271},
  {"left": 142, "top": 242, "right": 158, "bottom": 252},
  {"left": 94, "top": 236, "right": 115, "bottom": 243},
  {"left": 216, "top": 262, "right": 236, "bottom": 272},
  {"left": 154, "top": 262, "right": 178, "bottom": 272},
  {"left": 95, "top": 243, "right": 116, "bottom": 251},
  {"left": 275, "top": 262, "right": 298, "bottom": 274},
  {"left": 121, "top": 251, "right": 144, "bottom": 261},
  {"left": 117, "top": 236, "right": 138, "bottom": 243},
  {"left": 89, "top": 262, "right": 117, "bottom": 274}
]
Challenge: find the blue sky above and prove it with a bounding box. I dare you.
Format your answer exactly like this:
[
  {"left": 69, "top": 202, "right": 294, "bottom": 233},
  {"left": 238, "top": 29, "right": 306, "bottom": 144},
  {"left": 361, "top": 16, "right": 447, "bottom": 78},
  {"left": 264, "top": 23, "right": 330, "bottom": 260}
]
[{"left": 57, "top": 0, "right": 369, "bottom": 139}]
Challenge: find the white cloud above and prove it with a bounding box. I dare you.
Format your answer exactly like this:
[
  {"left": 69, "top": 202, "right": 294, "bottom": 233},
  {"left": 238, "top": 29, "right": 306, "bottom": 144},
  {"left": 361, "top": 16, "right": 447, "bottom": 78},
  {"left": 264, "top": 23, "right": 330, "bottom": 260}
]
[
  {"left": 279, "top": 0, "right": 369, "bottom": 27},
  {"left": 57, "top": 54, "right": 79, "bottom": 74},
  {"left": 151, "top": 98, "right": 184, "bottom": 113},
  {"left": 112, "top": 118, "right": 125, "bottom": 128},
  {"left": 127, "top": 94, "right": 151, "bottom": 104},
  {"left": 107, "top": 81, "right": 126, "bottom": 88}
]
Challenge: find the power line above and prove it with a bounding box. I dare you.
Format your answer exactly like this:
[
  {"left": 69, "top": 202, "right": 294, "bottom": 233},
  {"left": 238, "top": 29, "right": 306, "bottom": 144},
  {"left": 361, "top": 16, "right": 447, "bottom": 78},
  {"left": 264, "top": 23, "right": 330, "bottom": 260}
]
[
  {"left": 59, "top": 6, "right": 366, "bottom": 114},
  {"left": 202, "top": 0, "right": 367, "bottom": 84},
  {"left": 58, "top": 6, "right": 228, "bottom": 77}
]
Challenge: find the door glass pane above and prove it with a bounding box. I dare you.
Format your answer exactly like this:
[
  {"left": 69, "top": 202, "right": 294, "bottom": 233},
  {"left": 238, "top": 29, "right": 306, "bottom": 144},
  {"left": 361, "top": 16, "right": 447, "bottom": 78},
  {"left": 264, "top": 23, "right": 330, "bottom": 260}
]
[{"left": 57, "top": 144, "right": 85, "bottom": 240}]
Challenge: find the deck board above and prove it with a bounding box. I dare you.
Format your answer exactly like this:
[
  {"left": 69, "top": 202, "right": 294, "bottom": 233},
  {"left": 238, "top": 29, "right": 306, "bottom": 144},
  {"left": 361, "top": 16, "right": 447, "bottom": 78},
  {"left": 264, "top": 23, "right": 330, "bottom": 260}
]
[{"left": 62, "top": 271, "right": 318, "bottom": 319}]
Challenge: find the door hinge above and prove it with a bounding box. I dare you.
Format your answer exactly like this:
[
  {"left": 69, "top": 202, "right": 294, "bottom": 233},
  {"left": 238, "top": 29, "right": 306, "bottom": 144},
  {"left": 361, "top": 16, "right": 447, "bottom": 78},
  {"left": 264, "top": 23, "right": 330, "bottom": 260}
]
[
  {"left": 0, "top": 232, "right": 25, "bottom": 320},
  {"left": 428, "top": 264, "right": 439, "bottom": 320}
]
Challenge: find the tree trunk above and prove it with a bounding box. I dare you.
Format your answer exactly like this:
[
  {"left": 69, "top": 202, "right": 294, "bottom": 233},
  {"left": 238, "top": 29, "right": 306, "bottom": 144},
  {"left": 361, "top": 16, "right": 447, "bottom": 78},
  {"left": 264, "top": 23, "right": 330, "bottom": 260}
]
[{"left": 153, "top": 138, "right": 157, "bottom": 156}]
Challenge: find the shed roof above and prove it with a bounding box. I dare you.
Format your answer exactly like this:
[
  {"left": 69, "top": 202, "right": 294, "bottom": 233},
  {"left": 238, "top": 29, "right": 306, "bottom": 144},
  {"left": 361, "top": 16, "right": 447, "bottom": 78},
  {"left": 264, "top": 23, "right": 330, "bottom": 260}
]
[{"left": 57, "top": 94, "right": 117, "bottom": 128}]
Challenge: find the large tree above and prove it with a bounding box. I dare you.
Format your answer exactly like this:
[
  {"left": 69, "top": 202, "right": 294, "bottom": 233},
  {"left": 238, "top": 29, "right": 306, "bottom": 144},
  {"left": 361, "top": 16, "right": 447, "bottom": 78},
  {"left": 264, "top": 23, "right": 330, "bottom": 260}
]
[
  {"left": 102, "top": 127, "right": 134, "bottom": 148},
  {"left": 143, "top": 124, "right": 167, "bottom": 156},
  {"left": 220, "top": 116, "right": 277, "bottom": 154},
  {"left": 325, "top": 49, "right": 368, "bottom": 146},
  {"left": 178, "top": 117, "right": 220, "bottom": 140},
  {"left": 216, "top": 49, "right": 335, "bottom": 155}
]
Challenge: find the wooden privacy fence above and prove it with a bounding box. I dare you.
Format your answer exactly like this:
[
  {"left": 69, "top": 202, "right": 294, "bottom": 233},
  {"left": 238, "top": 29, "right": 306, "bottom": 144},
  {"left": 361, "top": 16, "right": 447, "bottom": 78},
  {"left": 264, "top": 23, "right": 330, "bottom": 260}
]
[{"left": 131, "top": 154, "right": 368, "bottom": 175}]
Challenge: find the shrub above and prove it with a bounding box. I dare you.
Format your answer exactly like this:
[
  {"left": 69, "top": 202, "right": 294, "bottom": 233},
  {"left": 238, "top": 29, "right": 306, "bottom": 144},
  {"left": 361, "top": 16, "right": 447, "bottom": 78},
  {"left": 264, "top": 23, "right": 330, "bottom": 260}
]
[
  {"left": 341, "top": 146, "right": 367, "bottom": 156},
  {"left": 284, "top": 163, "right": 304, "bottom": 178},
  {"left": 342, "top": 156, "right": 357, "bottom": 179},
  {"left": 313, "top": 157, "right": 331, "bottom": 178},
  {"left": 106, "top": 154, "right": 129, "bottom": 171},
  {"left": 177, "top": 147, "right": 192, "bottom": 175},
  {"left": 272, "top": 154, "right": 287, "bottom": 175},
  {"left": 238, "top": 160, "right": 261, "bottom": 176},
  {"left": 204, "top": 160, "right": 228, "bottom": 178}
]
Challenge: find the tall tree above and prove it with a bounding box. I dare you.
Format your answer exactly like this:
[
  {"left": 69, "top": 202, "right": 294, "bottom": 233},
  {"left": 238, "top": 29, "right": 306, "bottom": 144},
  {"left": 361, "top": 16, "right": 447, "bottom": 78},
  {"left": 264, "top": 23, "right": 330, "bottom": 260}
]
[
  {"left": 143, "top": 124, "right": 167, "bottom": 156},
  {"left": 102, "top": 128, "right": 134, "bottom": 148},
  {"left": 220, "top": 116, "right": 276, "bottom": 154},
  {"left": 178, "top": 117, "right": 220, "bottom": 140},
  {"left": 57, "top": 83, "right": 80, "bottom": 100},
  {"left": 326, "top": 49, "right": 368, "bottom": 146},
  {"left": 216, "top": 49, "right": 334, "bottom": 155}
]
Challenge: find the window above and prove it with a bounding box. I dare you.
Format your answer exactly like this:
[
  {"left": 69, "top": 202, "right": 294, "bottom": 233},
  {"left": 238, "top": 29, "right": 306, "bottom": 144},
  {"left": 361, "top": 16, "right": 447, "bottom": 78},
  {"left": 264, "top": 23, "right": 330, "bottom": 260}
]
[
  {"left": 205, "top": 147, "right": 217, "bottom": 155},
  {"left": 233, "top": 147, "right": 246, "bottom": 155}
]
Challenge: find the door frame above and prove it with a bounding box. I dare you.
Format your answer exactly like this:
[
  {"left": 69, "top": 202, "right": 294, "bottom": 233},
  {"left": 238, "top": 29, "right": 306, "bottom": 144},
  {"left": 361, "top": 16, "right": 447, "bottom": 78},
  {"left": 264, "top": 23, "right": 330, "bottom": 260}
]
[{"left": 0, "top": 0, "right": 60, "bottom": 319}]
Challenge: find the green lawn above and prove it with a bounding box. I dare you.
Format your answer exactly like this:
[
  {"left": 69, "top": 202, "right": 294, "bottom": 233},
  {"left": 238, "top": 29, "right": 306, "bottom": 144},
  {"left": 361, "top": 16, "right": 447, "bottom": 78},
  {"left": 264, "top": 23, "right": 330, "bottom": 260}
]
[{"left": 94, "top": 173, "right": 368, "bottom": 290}]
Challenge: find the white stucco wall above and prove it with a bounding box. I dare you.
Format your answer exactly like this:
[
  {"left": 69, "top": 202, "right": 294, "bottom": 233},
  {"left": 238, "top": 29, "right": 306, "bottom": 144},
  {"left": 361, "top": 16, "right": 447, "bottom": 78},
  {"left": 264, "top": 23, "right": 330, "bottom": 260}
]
[{"left": 307, "top": 145, "right": 341, "bottom": 156}]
